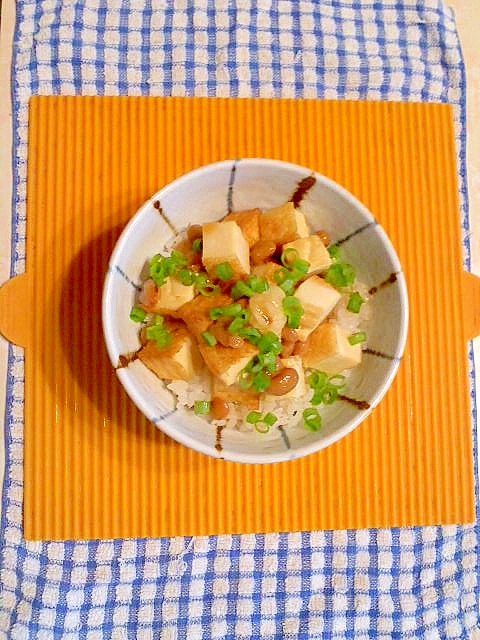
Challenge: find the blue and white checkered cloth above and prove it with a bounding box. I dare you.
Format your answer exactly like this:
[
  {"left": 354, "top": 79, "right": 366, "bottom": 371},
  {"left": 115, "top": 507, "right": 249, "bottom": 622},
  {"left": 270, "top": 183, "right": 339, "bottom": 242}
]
[{"left": 1, "top": 1, "right": 479, "bottom": 638}]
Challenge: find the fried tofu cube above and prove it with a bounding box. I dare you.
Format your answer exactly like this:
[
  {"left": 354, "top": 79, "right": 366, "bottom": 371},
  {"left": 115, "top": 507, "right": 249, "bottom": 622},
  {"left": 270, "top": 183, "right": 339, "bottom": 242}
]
[
  {"left": 139, "top": 276, "right": 195, "bottom": 316},
  {"left": 301, "top": 321, "right": 362, "bottom": 374},
  {"left": 198, "top": 340, "right": 258, "bottom": 386},
  {"left": 259, "top": 202, "right": 309, "bottom": 246},
  {"left": 283, "top": 235, "right": 332, "bottom": 276},
  {"left": 212, "top": 378, "right": 260, "bottom": 410},
  {"left": 202, "top": 221, "right": 250, "bottom": 279},
  {"left": 294, "top": 275, "right": 342, "bottom": 341},
  {"left": 138, "top": 325, "right": 201, "bottom": 381},
  {"left": 177, "top": 293, "right": 232, "bottom": 338},
  {"left": 223, "top": 208, "right": 261, "bottom": 247},
  {"left": 265, "top": 355, "right": 306, "bottom": 400}
]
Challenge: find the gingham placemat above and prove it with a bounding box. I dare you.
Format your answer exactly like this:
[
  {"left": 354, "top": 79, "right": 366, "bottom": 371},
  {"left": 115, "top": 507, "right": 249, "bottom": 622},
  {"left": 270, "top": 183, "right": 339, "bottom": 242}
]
[{"left": 1, "top": 1, "right": 479, "bottom": 638}]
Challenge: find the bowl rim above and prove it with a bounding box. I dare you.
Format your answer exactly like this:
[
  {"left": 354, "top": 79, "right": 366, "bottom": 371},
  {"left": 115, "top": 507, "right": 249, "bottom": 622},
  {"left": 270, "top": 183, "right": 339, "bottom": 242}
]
[{"left": 102, "top": 157, "right": 409, "bottom": 464}]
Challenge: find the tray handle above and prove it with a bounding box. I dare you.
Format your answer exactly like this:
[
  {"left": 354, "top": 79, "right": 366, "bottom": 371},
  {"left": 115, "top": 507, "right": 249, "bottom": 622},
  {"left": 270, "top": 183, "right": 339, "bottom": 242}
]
[
  {"left": 0, "top": 273, "right": 29, "bottom": 348},
  {"left": 462, "top": 270, "right": 480, "bottom": 341}
]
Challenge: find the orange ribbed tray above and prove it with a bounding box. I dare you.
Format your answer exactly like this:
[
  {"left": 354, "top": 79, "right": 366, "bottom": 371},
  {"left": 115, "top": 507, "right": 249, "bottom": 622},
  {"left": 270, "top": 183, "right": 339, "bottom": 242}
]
[{"left": 0, "top": 96, "right": 478, "bottom": 540}]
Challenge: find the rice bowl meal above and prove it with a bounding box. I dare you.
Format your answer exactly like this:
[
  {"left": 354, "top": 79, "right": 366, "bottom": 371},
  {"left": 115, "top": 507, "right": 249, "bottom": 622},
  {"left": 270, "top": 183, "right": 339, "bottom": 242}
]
[
  {"left": 130, "top": 199, "right": 371, "bottom": 435},
  {"left": 103, "top": 159, "right": 408, "bottom": 463}
]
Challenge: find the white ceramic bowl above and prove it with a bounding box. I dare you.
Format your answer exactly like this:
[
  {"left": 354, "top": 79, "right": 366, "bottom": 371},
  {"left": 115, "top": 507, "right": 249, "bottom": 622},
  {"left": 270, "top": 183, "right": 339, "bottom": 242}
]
[{"left": 102, "top": 159, "right": 408, "bottom": 463}]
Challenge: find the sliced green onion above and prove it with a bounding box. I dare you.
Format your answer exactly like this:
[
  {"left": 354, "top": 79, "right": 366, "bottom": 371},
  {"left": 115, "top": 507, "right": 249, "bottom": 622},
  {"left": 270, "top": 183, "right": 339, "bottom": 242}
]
[
  {"left": 329, "top": 374, "right": 346, "bottom": 388},
  {"left": 228, "top": 317, "right": 244, "bottom": 334},
  {"left": 238, "top": 371, "right": 253, "bottom": 390},
  {"left": 263, "top": 412, "right": 277, "bottom": 427},
  {"left": 291, "top": 258, "right": 310, "bottom": 274},
  {"left": 324, "top": 262, "right": 356, "bottom": 289},
  {"left": 255, "top": 422, "right": 270, "bottom": 434},
  {"left": 320, "top": 387, "right": 338, "bottom": 405},
  {"left": 192, "top": 238, "right": 202, "bottom": 253},
  {"left": 303, "top": 407, "right": 322, "bottom": 431},
  {"left": 260, "top": 351, "right": 277, "bottom": 373},
  {"left": 231, "top": 280, "right": 253, "bottom": 299},
  {"left": 309, "top": 370, "right": 329, "bottom": 390},
  {"left": 215, "top": 262, "right": 234, "bottom": 281},
  {"left": 231, "top": 276, "right": 269, "bottom": 300},
  {"left": 348, "top": 331, "right": 367, "bottom": 345},
  {"left": 247, "top": 411, "right": 277, "bottom": 432},
  {"left": 130, "top": 305, "right": 146, "bottom": 323},
  {"left": 252, "top": 371, "right": 271, "bottom": 393},
  {"left": 247, "top": 275, "right": 269, "bottom": 293},
  {"left": 201, "top": 331, "right": 217, "bottom": 346},
  {"left": 151, "top": 314, "right": 165, "bottom": 326},
  {"left": 281, "top": 247, "right": 299, "bottom": 267},
  {"left": 347, "top": 291, "right": 365, "bottom": 313},
  {"left": 149, "top": 251, "right": 189, "bottom": 287},
  {"left": 257, "top": 332, "right": 282, "bottom": 355},
  {"left": 309, "top": 370, "right": 344, "bottom": 406},
  {"left": 177, "top": 268, "right": 196, "bottom": 286},
  {"left": 280, "top": 279, "right": 295, "bottom": 295},
  {"left": 193, "top": 272, "right": 220, "bottom": 297},
  {"left": 328, "top": 244, "right": 340, "bottom": 261},
  {"left": 194, "top": 400, "right": 211, "bottom": 415},
  {"left": 245, "top": 357, "right": 263, "bottom": 374},
  {"left": 146, "top": 324, "right": 172, "bottom": 349},
  {"left": 282, "top": 296, "right": 304, "bottom": 329},
  {"left": 238, "top": 326, "right": 262, "bottom": 344},
  {"left": 209, "top": 303, "right": 243, "bottom": 320}
]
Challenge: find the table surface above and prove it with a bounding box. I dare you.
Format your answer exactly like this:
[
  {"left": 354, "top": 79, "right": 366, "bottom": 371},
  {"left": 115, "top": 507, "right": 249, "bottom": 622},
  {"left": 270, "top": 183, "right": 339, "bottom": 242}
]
[{"left": 0, "top": 0, "right": 478, "bottom": 500}]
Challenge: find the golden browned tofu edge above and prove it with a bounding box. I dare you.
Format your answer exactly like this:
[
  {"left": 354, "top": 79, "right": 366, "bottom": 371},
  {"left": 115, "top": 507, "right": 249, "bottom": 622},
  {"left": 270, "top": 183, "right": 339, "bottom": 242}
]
[
  {"left": 177, "top": 293, "right": 232, "bottom": 338},
  {"left": 213, "top": 379, "right": 260, "bottom": 410},
  {"left": 224, "top": 208, "right": 261, "bottom": 247},
  {"left": 198, "top": 340, "right": 258, "bottom": 378}
]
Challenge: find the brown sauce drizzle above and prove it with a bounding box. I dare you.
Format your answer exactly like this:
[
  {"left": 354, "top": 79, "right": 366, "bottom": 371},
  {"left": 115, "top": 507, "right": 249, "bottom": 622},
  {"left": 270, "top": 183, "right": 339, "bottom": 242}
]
[
  {"left": 116, "top": 352, "right": 139, "bottom": 369},
  {"left": 290, "top": 175, "right": 316, "bottom": 208},
  {"left": 368, "top": 272, "right": 398, "bottom": 295},
  {"left": 338, "top": 394, "right": 371, "bottom": 411},
  {"left": 215, "top": 425, "right": 225, "bottom": 452},
  {"left": 152, "top": 199, "right": 177, "bottom": 233}
]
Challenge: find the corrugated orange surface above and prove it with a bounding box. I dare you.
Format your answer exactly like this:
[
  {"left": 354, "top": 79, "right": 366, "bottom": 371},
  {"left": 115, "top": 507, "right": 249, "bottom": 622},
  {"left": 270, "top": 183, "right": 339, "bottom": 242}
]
[{"left": 8, "top": 96, "right": 478, "bottom": 539}]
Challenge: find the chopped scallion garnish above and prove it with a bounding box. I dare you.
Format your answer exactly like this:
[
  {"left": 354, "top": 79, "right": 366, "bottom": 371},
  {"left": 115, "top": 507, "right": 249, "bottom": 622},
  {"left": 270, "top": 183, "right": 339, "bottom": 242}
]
[
  {"left": 252, "top": 371, "right": 271, "bottom": 393},
  {"left": 215, "top": 262, "right": 234, "bottom": 281},
  {"left": 348, "top": 331, "right": 367, "bottom": 345},
  {"left": 263, "top": 412, "right": 277, "bottom": 427},
  {"left": 257, "top": 331, "right": 282, "bottom": 355},
  {"left": 192, "top": 238, "right": 202, "bottom": 253},
  {"left": 228, "top": 316, "right": 247, "bottom": 334},
  {"left": 328, "top": 244, "right": 340, "bottom": 261},
  {"left": 209, "top": 303, "right": 243, "bottom": 320},
  {"left": 324, "top": 262, "right": 356, "bottom": 289},
  {"left": 347, "top": 291, "right": 365, "bottom": 313},
  {"left": 177, "top": 268, "right": 196, "bottom": 286},
  {"left": 130, "top": 306, "right": 146, "bottom": 323},
  {"left": 246, "top": 410, "right": 277, "bottom": 433},
  {"left": 149, "top": 251, "right": 188, "bottom": 287},
  {"left": 238, "top": 326, "right": 262, "bottom": 344},
  {"left": 308, "top": 370, "right": 345, "bottom": 406},
  {"left": 194, "top": 400, "right": 211, "bottom": 415},
  {"left": 303, "top": 407, "right": 322, "bottom": 431},
  {"left": 282, "top": 296, "right": 304, "bottom": 329},
  {"left": 146, "top": 324, "right": 172, "bottom": 349},
  {"left": 194, "top": 273, "right": 219, "bottom": 297},
  {"left": 280, "top": 247, "right": 299, "bottom": 267},
  {"left": 201, "top": 331, "right": 217, "bottom": 346}
]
